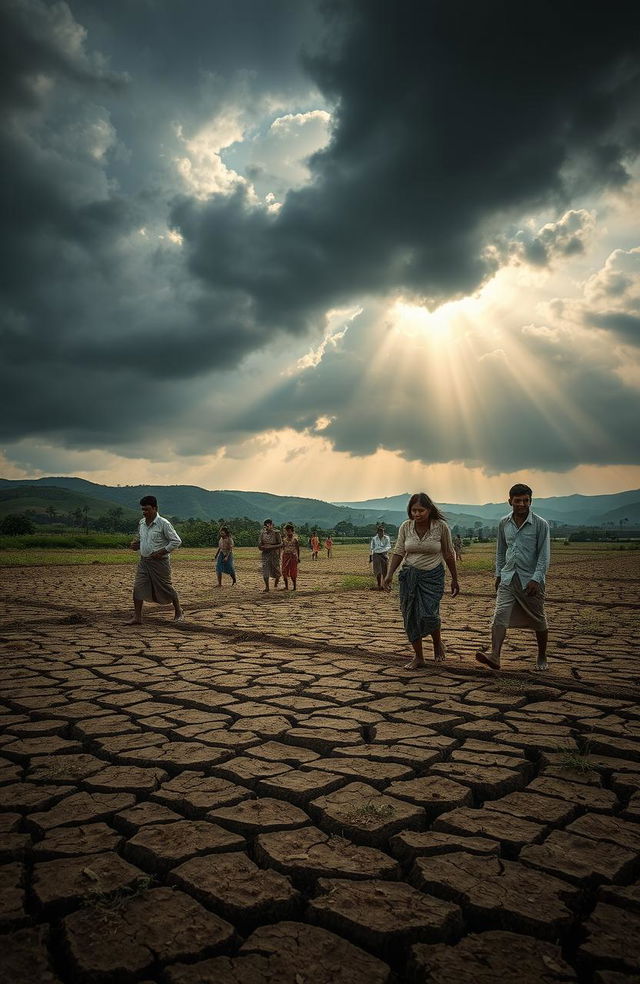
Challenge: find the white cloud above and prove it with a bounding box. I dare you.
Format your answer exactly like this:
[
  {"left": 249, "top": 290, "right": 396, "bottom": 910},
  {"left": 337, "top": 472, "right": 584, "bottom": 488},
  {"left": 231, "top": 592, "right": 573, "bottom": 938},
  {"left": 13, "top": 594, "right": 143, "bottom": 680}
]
[
  {"left": 243, "top": 107, "right": 332, "bottom": 197},
  {"left": 584, "top": 246, "right": 640, "bottom": 305},
  {"left": 269, "top": 109, "right": 331, "bottom": 133},
  {"left": 173, "top": 115, "right": 248, "bottom": 199},
  {"left": 507, "top": 209, "right": 596, "bottom": 267}
]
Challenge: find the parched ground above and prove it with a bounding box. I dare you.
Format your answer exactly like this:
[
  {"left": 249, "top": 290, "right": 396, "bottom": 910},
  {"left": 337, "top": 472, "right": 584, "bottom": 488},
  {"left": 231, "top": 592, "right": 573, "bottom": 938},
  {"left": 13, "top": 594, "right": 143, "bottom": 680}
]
[{"left": 1, "top": 543, "right": 639, "bottom": 983}]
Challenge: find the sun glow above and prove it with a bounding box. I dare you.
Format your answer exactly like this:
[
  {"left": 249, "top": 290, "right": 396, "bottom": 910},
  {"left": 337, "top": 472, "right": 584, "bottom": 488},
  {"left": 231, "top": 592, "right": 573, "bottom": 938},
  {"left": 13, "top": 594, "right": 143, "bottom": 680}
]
[{"left": 391, "top": 299, "right": 468, "bottom": 340}]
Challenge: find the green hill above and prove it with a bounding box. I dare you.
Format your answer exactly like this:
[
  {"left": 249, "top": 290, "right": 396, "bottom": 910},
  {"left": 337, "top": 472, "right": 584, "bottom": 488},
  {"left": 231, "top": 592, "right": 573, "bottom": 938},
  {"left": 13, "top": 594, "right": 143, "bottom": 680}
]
[
  {"left": 0, "top": 478, "right": 391, "bottom": 527},
  {"left": 0, "top": 486, "right": 140, "bottom": 523}
]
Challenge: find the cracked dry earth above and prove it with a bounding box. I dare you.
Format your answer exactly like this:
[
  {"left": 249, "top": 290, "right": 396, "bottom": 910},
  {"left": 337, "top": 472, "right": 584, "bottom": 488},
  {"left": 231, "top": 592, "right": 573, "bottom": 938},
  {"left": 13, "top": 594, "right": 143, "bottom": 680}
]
[{"left": 0, "top": 544, "right": 639, "bottom": 984}]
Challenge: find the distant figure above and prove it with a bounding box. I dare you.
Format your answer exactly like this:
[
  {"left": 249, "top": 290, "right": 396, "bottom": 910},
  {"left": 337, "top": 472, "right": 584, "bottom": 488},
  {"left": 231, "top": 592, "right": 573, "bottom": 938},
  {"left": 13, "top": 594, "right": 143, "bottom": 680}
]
[
  {"left": 476, "top": 483, "right": 550, "bottom": 673},
  {"left": 369, "top": 524, "right": 391, "bottom": 590},
  {"left": 384, "top": 493, "right": 459, "bottom": 669},
  {"left": 127, "top": 495, "right": 183, "bottom": 625},
  {"left": 258, "top": 518, "right": 282, "bottom": 592},
  {"left": 216, "top": 526, "right": 236, "bottom": 587},
  {"left": 310, "top": 532, "right": 320, "bottom": 560},
  {"left": 453, "top": 534, "right": 463, "bottom": 562},
  {"left": 325, "top": 535, "right": 333, "bottom": 558},
  {"left": 282, "top": 523, "right": 301, "bottom": 590}
]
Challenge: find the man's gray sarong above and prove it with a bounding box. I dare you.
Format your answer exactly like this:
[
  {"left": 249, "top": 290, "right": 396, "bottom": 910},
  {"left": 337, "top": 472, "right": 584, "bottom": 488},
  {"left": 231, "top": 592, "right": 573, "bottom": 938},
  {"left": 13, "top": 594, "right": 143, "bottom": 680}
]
[
  {"left": 493, "top": 573, "right": 547, "bottom": 632},
  {"left": 372, "top": 553, "right": 388, "bottom": 576},
  {"left": 261, "top": 550, "right": 281, "bottom": 579},
  {"left": 399, "top": 563, "right": 445, "bottom": 642},
  {"left": 133, "top": 556, "right": 178, "bottom": 605}
]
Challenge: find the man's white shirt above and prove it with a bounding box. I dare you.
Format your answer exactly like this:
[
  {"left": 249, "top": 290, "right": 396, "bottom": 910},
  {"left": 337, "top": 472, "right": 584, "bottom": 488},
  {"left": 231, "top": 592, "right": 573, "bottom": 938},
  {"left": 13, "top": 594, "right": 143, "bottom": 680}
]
[{"left": 138, "top": 515, "right": 182, "bottom": 557}]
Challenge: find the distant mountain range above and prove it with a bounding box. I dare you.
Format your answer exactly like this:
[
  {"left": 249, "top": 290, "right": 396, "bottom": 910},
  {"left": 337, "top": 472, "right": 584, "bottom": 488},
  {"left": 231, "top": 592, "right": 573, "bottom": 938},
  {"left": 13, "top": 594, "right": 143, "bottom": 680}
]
[
  {"left": 334, "top": 490, "right": 640, "bottom": 527},
  {"left": 1, "top": 477, "right": 638, "bottom": 528}
]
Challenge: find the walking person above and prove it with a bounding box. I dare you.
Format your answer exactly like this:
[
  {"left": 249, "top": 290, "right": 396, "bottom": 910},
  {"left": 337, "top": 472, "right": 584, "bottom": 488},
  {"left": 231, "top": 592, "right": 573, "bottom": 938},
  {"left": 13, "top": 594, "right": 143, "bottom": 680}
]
[
  {"left": 215, "top": 526, "right": 236, "bottom": 587},
  {"left": 282, "top": 523, "right": 301, "bottom": 590},
  {"left": 369, "top": 524, "right": 391, "bottom": 589},
  {"left": 325, "top": 535, "right": 333, "bottom": 558},
  {"left": 453, "top": 534, "right": 463, "bottom": 562},
  {"left": 310, "top": 532, "right": 320, "bottom": 560},
  {"left": 258, "top": 518, "right": 282, "bottom": 592},
  {"left": 383, "top": 493, "right": 459, "bottom": 669},
  {"left": 127, "top": 495, "right": 184, "bottom": 625},
  {"left": 476, "top": 483, "right": 550, "bottom": 672}
]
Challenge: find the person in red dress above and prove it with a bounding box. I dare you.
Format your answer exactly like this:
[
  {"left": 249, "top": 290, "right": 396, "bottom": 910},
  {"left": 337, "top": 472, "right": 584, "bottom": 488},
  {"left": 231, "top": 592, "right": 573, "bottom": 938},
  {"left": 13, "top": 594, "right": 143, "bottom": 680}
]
[{"left": 282, "top": 523, "right": 301, "bottom": 589}]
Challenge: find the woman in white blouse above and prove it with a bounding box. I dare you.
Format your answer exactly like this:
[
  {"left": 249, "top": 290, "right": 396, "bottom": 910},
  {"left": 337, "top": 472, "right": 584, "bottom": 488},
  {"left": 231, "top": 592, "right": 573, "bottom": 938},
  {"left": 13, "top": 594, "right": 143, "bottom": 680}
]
[{"left": 384, "top": 492, "right": 460, "bottom": 669}]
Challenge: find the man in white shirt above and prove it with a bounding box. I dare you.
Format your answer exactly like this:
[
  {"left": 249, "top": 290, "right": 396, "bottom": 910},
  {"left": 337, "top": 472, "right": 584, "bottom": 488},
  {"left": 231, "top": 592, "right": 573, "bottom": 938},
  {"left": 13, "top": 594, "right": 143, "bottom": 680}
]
[
  {"left": 476, "top": 483, "right": 550, "bottom": 671},
  {"left": 369, "top": 524, "right": 391, "bottom": 589},
  {"left": 126, "top": 495, "right": 184, "bottom": 625}
]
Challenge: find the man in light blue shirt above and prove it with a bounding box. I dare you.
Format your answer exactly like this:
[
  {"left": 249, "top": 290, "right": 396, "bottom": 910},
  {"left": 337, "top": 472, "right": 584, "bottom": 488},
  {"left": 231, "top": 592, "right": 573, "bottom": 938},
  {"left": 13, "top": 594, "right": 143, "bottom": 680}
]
[
  {"left": 476, "top": 483, "right": 550, "bottom": 672},
  {"left": 126, "top": 495, "right": 184, "bottom": 625}
]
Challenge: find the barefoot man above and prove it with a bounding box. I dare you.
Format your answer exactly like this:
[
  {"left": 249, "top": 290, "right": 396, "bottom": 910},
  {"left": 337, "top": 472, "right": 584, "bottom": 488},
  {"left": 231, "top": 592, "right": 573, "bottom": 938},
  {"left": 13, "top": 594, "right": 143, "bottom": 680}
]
[
  {"left": 476, "top": 483, "right": 550, "bottom": 672},
  {"left": 258, "top": 518, "right": 282, "bottom": 592},
  {"left": 127, "top": 495, "right": 184, "bottom": 625}
]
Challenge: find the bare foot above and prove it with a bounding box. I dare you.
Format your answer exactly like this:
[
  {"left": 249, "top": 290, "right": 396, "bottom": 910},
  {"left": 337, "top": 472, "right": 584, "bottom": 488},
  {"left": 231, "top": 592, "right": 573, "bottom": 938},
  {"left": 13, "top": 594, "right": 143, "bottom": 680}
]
[
  {"left": 262, "top": 588, "right": 270, "bottom": 593},
  {"left": 534, "top": 660, "right": 548, "bottom": 672},
  {"left": 475, "top": 651, "right": 500, "bottom": 671},
  {"left": 124, "top": 618, "right": 142, "bottom": 626},
  {"left": 174, "top": 612, "right": 185, "bottom": 622},
  {"left": 404, "top": 657, "right": 425, "bottom": 670},
  {"left": 434, "top": 643, "right": 446, "bottom": 662}
]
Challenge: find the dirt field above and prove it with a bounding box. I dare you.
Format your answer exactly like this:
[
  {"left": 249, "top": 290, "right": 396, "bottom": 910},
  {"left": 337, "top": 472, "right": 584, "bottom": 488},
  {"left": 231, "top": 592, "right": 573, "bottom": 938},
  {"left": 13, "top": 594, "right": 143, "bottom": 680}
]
[{"left": 1, "top": 543, "right": 639, "bottom": 982}]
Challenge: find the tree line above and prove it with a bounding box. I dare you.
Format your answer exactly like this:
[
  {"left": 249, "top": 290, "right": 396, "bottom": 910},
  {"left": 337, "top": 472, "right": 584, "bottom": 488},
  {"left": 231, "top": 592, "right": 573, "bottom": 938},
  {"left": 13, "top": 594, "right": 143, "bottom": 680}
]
[{"left": 0, "top": 510, "right": 399, "bottom": 544}]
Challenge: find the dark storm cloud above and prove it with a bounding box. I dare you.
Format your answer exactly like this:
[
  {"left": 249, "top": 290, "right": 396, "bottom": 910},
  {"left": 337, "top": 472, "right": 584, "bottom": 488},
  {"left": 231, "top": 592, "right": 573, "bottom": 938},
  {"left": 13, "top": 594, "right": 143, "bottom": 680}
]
[
  {"left": 0, "top": 0, "right": 126, "bottom": 109},
  {"left": 175, "top": 0, "right": 640, "bottom": 324},
  {"left": 589, "top": 312, "right": 640, "bottom": 345},
  {"left": 0, "top": 0, "right": 320, "bottom": 447},
  {"left": 1, "top": 0, "right": 640, "bottom": 465}
]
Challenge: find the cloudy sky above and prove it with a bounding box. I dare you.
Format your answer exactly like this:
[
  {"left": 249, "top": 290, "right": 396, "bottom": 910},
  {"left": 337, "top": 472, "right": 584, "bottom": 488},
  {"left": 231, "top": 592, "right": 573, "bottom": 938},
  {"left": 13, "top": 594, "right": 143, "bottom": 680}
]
[{"left": 2, "top": 0, "right": 640, "bottom": 504}]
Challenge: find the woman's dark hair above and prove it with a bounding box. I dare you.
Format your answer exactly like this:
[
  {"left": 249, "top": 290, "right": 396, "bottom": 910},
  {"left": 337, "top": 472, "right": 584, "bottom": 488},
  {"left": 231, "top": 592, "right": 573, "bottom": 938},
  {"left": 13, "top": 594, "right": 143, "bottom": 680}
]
[
  {"left": 220, "top": 526, "right": 230, "bottom": 534},
  {"left": 140, "top": 495, "right": 157, "bottom": 508},
  {"left": 407, "top": 492, "right": 446, "bottom": 522}
]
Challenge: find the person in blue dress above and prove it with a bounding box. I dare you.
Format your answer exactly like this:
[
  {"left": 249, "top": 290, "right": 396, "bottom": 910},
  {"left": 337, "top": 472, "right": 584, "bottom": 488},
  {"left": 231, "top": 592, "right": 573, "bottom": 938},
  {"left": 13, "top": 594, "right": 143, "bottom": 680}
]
[{"left": 216, "top": 526, "right": 237, "bottom": 587}]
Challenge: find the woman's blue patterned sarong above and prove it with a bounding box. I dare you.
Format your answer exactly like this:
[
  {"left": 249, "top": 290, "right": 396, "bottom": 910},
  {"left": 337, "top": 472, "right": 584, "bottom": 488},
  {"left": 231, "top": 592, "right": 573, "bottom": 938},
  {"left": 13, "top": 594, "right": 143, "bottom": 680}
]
[
  {"left": 399, "top": 563, "right": 445, "bottom": 642},
  {"left": 216, "top": 552, "right": 236, "bottom": 577}
]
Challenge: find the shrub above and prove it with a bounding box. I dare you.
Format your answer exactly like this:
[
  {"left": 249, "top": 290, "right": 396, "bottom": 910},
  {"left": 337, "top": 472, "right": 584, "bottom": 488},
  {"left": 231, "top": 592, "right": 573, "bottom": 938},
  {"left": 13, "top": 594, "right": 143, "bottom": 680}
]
[{"left": 0, "top": 513, "right": 36, "bottom": 535}]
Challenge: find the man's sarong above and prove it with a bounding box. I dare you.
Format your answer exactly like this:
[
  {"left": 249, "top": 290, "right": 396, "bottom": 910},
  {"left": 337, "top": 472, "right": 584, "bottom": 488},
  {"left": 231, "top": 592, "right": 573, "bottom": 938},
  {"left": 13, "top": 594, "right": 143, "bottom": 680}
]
[
  {"left": 216, "top": 552, "right": 236, "bottom": 577},
  {"left": 282, "top": 552, "right": 298, "bottom": 578},
  {"left": 134, "top": 556, "right": 178, "bottom": 605},
  {"left": 261, "top": 550, "right": 281, "bottom": 578},
  {"left": 493, "top": 573, "right": 547, "bottom": 632},
  {"left": 399, "top": 563, "right": 445, "bottom": 642},
  {"left": 372, "top": 553, "right": 388, "bottom": 577}
]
